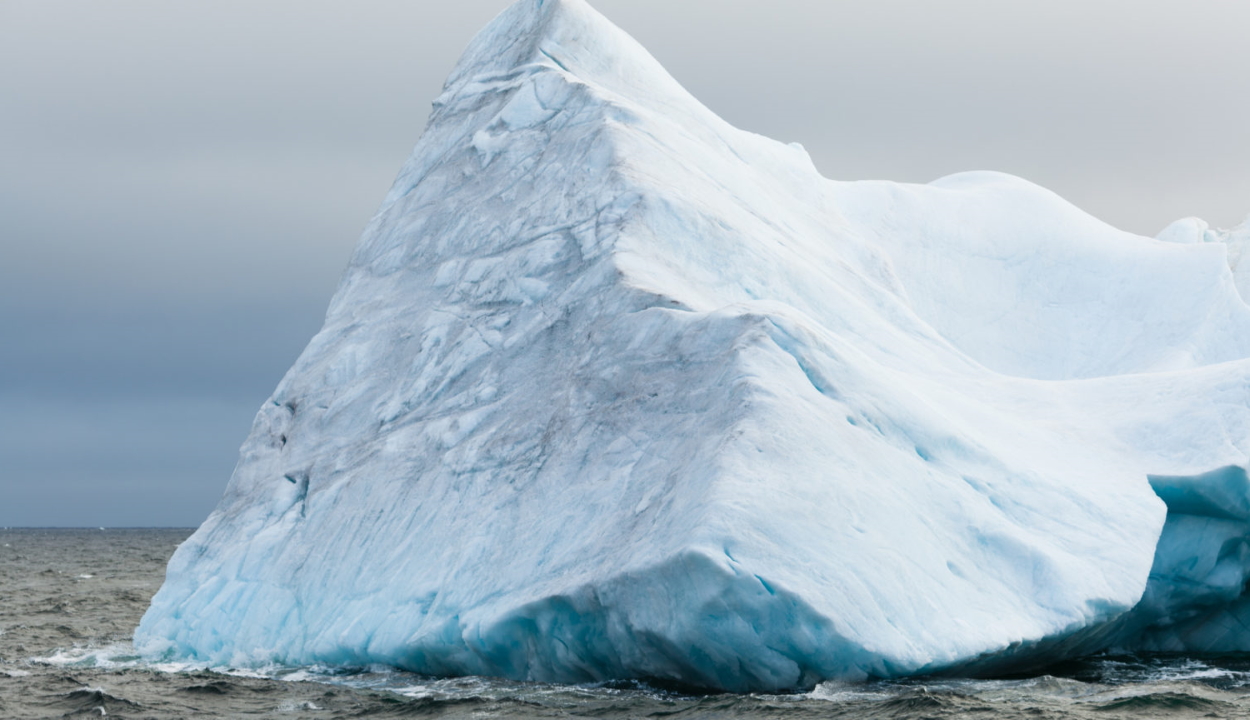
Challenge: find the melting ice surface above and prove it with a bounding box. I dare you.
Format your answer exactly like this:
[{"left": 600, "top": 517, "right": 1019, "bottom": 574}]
[{"left": 137, "top": 0, "right": 1250, "bottom": 692}]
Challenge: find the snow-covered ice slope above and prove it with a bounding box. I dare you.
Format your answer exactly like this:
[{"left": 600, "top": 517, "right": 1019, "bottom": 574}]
[{"left": 137, "top": 0, "right": 1250, "bottom": 691}]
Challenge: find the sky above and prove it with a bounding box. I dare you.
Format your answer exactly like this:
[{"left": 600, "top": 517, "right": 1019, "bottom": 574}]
[{"left": 2, "top": 0, "right": 1248, "bottom": 527}]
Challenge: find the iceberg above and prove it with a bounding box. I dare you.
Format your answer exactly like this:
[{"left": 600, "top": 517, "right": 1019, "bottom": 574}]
[{"left": 137, "top": 0, "right": 1250, "bottom": 691}]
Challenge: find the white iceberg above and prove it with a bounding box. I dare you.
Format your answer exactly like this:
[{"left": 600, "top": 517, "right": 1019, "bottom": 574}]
[{"left": 137, "top": 0, "right": 1250, "bottom": 691}]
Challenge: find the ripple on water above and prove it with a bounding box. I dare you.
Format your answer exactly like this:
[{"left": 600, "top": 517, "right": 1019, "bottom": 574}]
[
  {"left": 21, "top": 646, "right": 1250, "bottom": 719},
  {"left": 1093, "top": 691, "right": 1233, "bottom": 715}
]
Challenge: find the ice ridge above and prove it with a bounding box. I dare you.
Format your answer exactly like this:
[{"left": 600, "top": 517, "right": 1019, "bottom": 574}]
[{"left": 137, "top": 0, "right": 1250, "bottom": 691}]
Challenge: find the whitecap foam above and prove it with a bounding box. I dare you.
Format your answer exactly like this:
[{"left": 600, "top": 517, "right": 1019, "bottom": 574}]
[
  {"left": 277, "top": 700, "right": 322, "bottom": 711},
  {"left": 807, "top": 679, "right": 892, "bottom": 703},
  {"left": 35, "top": 643, "right": 143, "bottom": 670}
]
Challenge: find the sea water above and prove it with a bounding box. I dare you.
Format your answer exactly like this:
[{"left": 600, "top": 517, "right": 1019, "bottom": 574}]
[{"left": 3, "top": 528, "right": 1250, "bottom": 719}]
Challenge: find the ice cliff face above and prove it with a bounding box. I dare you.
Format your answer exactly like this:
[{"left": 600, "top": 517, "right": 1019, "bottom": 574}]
[{"left": 137, "top": 0, "right": 1250, "bottom": 691}]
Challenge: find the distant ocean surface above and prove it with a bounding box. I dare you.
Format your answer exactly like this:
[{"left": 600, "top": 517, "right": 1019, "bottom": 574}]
[{"left": 3, "top": 529, "right": 1250, "bottom": 719}]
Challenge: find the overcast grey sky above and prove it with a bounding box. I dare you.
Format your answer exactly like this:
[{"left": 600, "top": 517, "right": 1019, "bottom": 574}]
[{"left": 2, "top": 0, "right": 1248, "bottom": 526}]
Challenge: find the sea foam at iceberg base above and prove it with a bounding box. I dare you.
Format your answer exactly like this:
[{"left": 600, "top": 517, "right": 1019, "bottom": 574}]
[{"left": 136, "top": 0, "right": 1250, "bottom": 692}]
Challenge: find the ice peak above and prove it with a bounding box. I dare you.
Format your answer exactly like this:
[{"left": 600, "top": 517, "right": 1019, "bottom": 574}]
[
  {"left": 442, "top": 0, "right": 690, "bottom": 110},
  {"left": 381, "top": 0, "right": 722, "bottom": 216}
]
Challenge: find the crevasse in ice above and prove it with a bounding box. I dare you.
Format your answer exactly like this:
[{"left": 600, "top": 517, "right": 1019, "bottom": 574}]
[{"left": 137, "top": 0, "right": 1250, "bottom": 691}]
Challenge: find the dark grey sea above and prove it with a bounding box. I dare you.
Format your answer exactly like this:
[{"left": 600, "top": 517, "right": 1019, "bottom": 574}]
[{"left": 4, "top": 528, "right": 1250, "bottom": 719}]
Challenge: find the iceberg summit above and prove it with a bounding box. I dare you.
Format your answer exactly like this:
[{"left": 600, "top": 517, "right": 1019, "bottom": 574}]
[{"left": 138, "top": 0, "right": 1250, "bottom": 691}]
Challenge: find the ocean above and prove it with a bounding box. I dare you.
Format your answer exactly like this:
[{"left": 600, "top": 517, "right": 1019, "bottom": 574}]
[{"left": 3, "top": 528, "right": 1250, "bottom": 719}]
